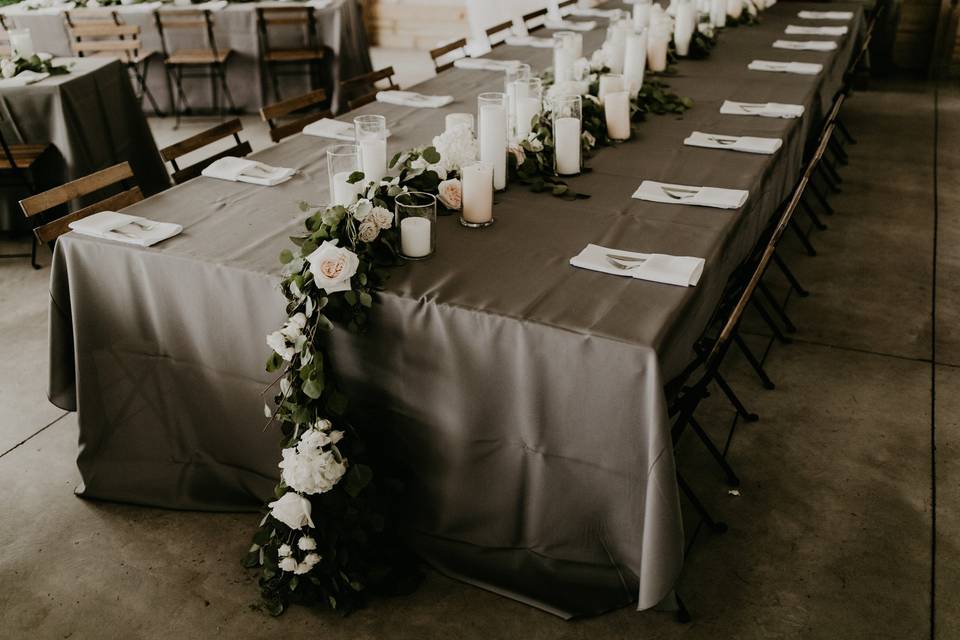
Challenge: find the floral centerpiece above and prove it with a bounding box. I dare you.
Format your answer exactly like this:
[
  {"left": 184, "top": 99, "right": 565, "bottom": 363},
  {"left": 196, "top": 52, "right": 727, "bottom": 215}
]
[{"left": 1, "top": 53, "right": 70, "bottom": 79}]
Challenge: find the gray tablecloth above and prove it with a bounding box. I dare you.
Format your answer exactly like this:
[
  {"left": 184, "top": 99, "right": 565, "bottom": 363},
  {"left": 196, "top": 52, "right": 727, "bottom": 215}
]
[
  {"left": 47, "top": 2, "right": 863, "bottom": 618},
  {"left": 2, "top": 0, "right": 371, "bottom": 113},
  {"left": 0, "top": 56, "right": 169, "bottom": 231}
]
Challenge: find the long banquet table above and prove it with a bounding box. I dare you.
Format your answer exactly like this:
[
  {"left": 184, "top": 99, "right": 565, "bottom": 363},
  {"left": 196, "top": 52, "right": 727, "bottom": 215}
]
[{"left": 47, "top": 1, "right": 863, "bottom": 618}]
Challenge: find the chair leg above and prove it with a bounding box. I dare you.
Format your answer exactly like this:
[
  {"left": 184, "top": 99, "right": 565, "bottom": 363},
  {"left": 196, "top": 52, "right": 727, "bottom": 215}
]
[
  {"left": 733, "top": 331, "right": 776, "bottom": 390},
  {"left": 829, "top": 136, "right": 849, "bottom": 165},
  {"left": 675, "top": 592, "right": 692, "bottom": 624},
  {"left": 688, "top": 415, "right": 740, "bottom": 487},
  {"left": 759, "top": 281, "right": 797, "bottom": 333},
  {"left": 801, "top": 198, "right": 828, "bottom": 231},
  {"left": 790, "top": 218, "right": 817, "bottom": 256},
  {"left": 216, "top": 62, "right": 237, "bottom": 114},
  {"left": 818, "top": 160, "right": 842, "bottom": 193},
  {"left": 773, "top": 252, "right": 810, "bottom": 297},
  {"left": 135, "top": 59, "right": 166, "bottom": 118},
  {"left": 270, "top": 61, "right": 282, "bottom": 104},
  {"left": 837, "top": 118, "right": 856, "bottom": 144},
  {"left": 752, "top": 297, "right": 792, "bottom": 345},
  {"left": 809, "top": 180, "right": 835, "bottom": 216},
  {"left": 30, "top": 235, "right": 39, "bottom": 269},
  {"left": 677, "top": 473, "right": 728, "bottom": 534},
  {"left": 714, "top": 372, "right": 759, "bottom": 422}
]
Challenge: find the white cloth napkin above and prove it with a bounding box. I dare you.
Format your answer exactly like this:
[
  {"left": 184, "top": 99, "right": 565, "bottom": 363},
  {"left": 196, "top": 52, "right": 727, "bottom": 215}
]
[
  {"left": 773, "top": 39, "right": 838, "bottom": 51},
  {"left": 302, "top": 118, "right": 355, "bottom": 141},
  {"left": 504, "top": 35, "right": 555, "bottom": 48},
  {"left": 6, "top": 0, "right": 75, "bottom": 14},
  {"left": 797, "top": 10, "right": 853, "bottom": 20},
  {"left": 570, "top": 243, "right": 705, "bottom": 287},
  {"left": 748, "top": 59, "right": 823, "bottom": 75},
  {"left": 684, "top": 131, "right": 783, "bottom": 154},
  {"left": 568, "top": 8, "right": 622, "bottom": 18},
  {"left": 0, "top": 70, "right": 50, "bottom": 86},
  {"left": 69, "top": 211, "right": 182, "bottom": 247},
  {"left": 201, "top": 157, "right": 295, "bottom": 186},
  {"left": 720, "top": 100, "right": 805, "bottom": 118},
  {"left": 452, "top": 57, "right": 523, "bottom": 71},
  {"left": 785, "top": 24, "right": 848, "bottom": 35},
  {"left": 633, "top": 180, "right": 749, "bottom": 209},
  {"left": 543, "top": 19, "right": 596, "bottom": 31},
  {"left": 376, "top": 90, "right": 453, "bottom": 108}
]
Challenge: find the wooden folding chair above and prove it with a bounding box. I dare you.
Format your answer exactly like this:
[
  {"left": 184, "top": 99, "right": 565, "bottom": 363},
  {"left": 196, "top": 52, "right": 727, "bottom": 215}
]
[
  {"left": 155, "top": 8, "right": 236, "bottom": 127},
  {"left": 484, "top": 20, "right": 513, "bottom": 47},
  {"left": 20, "top": 162, "right": 142, "bottom": 246},
  {"left": 339, "top": 66, "right": 398, "bottom": 111},
  {"left": 259, "top": 88, "right": 331, "bottom": 143},
  {"left": 521, "top": 8, "right": 549, "bottom": 32},
  {"left": 65, "top": 9, "right": 164, "bottom": 116},
  {"left": 158, "top": 118, "right": 252, "bottom": 185},
  {"left": 255, "top": 6, "right": 329, "bottom": 106},
  {"left": 0, "top": 129, "right": 52, "bottom": 268},
  {"left": 429, "top": 38, "right": 467, "bottom": 74}
]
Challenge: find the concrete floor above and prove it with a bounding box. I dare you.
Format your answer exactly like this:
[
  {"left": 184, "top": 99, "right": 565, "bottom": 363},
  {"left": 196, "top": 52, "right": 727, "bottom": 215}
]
[{"left": 0, "top": 75, "right": 956, "bottom": 639}]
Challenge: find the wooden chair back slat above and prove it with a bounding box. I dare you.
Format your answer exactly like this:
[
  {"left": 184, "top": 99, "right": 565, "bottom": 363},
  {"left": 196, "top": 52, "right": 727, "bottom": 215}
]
[
  {"left": 259, "top": 88, "right": 327, "bottom": 121},
  {"left": 169, "top": 141, "right": 253, "bottom": 184},
  {"left": 68, "top": 23, "right": 138, "bottom": 36},
  {"left": 20, "top": 162, "right": 134, "bottom": 218},
  {"left": 339, "top": 66, "right": 397, "bottom": 110},
  {"left": 34, "top": 187, "right": 144, "bottom": 244},
  {"left": 485, "top": 19, "right": 513, "bottom": 38},
  {"left": 72, "top": 39, "right": 140, "bottom": 54},
  {"left": 159, "top": 117, "right": 244, "bottom": 162},
  {"left": 430, "top": 38, "right": 466, "bottom": 72},
  {"left": 268, "top": 112, "right": 329, "bottom": 143}
]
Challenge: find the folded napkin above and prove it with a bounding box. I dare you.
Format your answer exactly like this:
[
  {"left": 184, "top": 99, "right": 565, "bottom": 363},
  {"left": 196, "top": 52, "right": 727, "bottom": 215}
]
[
  {"left": 720, "top": 100, "right": 805, "bottom": 118},
  {"left": 684, "top": 131, "right": 783, "bottom": 155},
  {"left": 785, "top": 24, "right": 848, "bottom": 35},
  {"left": 0, "top": 70, "right": 49, "bottom": 86},
  {"left": 453, "top": 57, "right": 523, "bottom": 71},
  {"left": 773, "top": 39, "right": 838, "bottom": 51},
  {"left": 570, "top": 243, "right": 704, "bottom": 287},
  {"left": 748, "top": 59, "right": 823, "bottom": 75},
  {"left": 797, "top": 10, "right": 853, "bottom": 20},
  {"left": 302, "top": 118, "right": 355, "bottom": 141},
  {"left": 633, "top": 180, "right": 749, "bottom": 209},
  {"left": 504, "top": 34, "right": 555, "bottom": 48},
  {"left": 69, "top": 211, "right": 182, "bottom": 247},
  {"left": 543, "top": 19, "right": 596, "bottom": 31},
  {"left": 201, "top": 157, "right": 295, "bottom": 186},
  {"left": 376, "top": 90, "right": 453, "bottom": 108},
  {"left": 568, "top": 7, "right": 622, "bottom": 18}
]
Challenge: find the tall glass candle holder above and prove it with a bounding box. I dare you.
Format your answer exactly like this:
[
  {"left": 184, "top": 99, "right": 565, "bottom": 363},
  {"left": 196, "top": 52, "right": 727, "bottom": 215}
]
[
  {"left": 460, "top": 161, "right": 495, "bottom": 228},
  {"left": 354, "top": 115, "right": 388, "bottom": 186},
  {"left": 647, "top": 27, "right": 670, "bottom": 72},
  {"left": 633, "top": 0, "right": 651, "bottom": 29},
  {"left": 397, "top": 192, "right": 437, "bottom": 260},
  {"left": 478, "top": 92, "right": 508, "bottom": 191},
  {"left": 327, "top": 144, "right": 362, "bottom": 207},
  {"left": 605, "top": 22, "right": 631, "bottom": 74},
  {"left": 605, "top": 89, "right": 631, "bottom": 141},
  {"left": 623, "top": 29, "right": 647, "bottom": 96},
  {"left": 9, "top": 29, "right": 34, "bottom": 59},
  {"left": 552, "top": 94, "right": 582, "bottom": 176},
  {"left": 504, "top": 63, "right": 531, "bottom": 141},
  {"left": 710, "top": 0, "right": 726, "bottom": 27},
  {"left": 552, "top": 31, "right": 579, "bottom": 82},
  {"left": 510, "top": 77, "right": 542, "bottom": 140},
  {"left": 598, "top": 73, "right": 624, "bottom": 105},
  {"left": 674, "top": 0, "right": 695, "bottom": 56}
]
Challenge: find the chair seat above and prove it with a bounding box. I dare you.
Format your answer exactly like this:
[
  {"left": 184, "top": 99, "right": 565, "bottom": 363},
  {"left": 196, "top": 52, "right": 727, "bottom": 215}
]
[
  {"left": 264, "top": 48, "right": 325, "bottom": 63},
  {"left": 0, "top": 144, "right": 50, "bottom": 170},
  {"left": 86, "top": 50, "right": 158, "bottom": 64},
  {"left": 165, "top": 48, "right": 231, "bottom": 65}
]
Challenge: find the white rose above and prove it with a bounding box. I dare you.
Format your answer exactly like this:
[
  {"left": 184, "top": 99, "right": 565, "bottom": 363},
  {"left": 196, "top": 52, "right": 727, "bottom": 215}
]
[
  {"left": 268, "top": 492, "right": 314, "bottom": 530},
  {"left": 1, "top": 59, "right": 16, "bottom": 79},
  {"left": 437, "top": 179, "right": 462, "bottom": 210},
  {"left": 294, "top": 562, "right": 312, "bottom": 575},
  {"left": 278, "top": 544, "right": 293, "bottom": 557},
  {"left": 306, "top": 241, "right": 359, "bottom": 294},
  {"left": 369, "top": 206, "right": 393, "bottom": 230},
  {"left": 304, "top": 553, "right": 321, "bottom": 566},
  {"left": 266, "top": 330, "right": 295, "bottom": 362},
  {"left": 315, "top": 419, "right": 333, "bottom": 431},
  {"left": 357, "top": 220, "right": 379, "bottom": 243},
  {"left": 297, "top": 536, "right": 317, "bottom": 551},
  {"left": 432, "top": 125, "right": 479, "bottom": 172},
  {"left": 351, "top": 199, "right": 373, "bottom": 222},
  {"left": 278, "top": 556, "right": 298, "bottom": 572}
]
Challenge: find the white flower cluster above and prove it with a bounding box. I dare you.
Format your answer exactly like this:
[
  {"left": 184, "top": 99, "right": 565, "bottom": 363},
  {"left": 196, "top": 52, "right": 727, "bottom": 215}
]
[
  {"left": 266, "top": 312, "right": 307, "bottom": 362},
  {"left": 278, "top": 419, "right": 348, "bottom": 496},
  {"left": 546, "top": 78, "right": 590, "bottom": 104},
  {"left": 350, "top": 199, "right": 394, "bottom": 243},
  {"left": 431, "top": 124, "right": 479, "bottom": 173},
  {"left": 0, "top": 59, "right": 16, "bottom": 79},
  {"left": 277, "top": 536, "right": 323, "bottom": 574}
]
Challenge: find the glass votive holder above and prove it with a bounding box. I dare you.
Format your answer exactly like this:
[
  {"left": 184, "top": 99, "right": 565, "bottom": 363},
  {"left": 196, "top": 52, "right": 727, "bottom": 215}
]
[
  {"left": 598, "top": 73, "right": 625, "bottom": 104},
  {"left": 445, "top": 112, "right": 475, "bottom": 134},
  {"left": 552, "top": 94, "right": 582, "bottom": 176},
  {"left": 477, "top": 92, "right": 508, "bottom": 191},
  {"left": 552, "top": 31, "right": 580, "bottom": 82},
  {"left": 397, "top": 192, "right": 437, "bottom": 260},
  {"left": 327, "top": 144, "right": 361, "bottom": 207},
  {"left": 460, "top": 161, "right": 495, "bottom": 229},
  {"left": 354, "top": 114, "right": 387, "bottom": 186},
  {"left": 8, "top": 29, "right": 34, "bottom": 59},
  {"left": 510, "top": 77, "right": 542, "bottom": 140}
]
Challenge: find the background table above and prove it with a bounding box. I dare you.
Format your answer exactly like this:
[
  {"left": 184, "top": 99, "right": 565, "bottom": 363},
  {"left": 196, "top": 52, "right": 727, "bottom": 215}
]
[
  {"left": 0, "top": 57, "right": 169, "bottom": 232},
  {"left": 2, "top": 0, "right": 371, "bottom": 113},
  {"left": 47, "top": 2, "right": 863, "bottom": 618}
]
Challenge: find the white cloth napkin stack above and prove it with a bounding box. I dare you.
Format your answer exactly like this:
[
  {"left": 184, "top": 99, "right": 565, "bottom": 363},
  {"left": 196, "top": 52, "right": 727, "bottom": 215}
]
[
  {"left": 504, "top": 35, "right": 555, "bottom": 48},
  {"left": 720, "top": 100, "right": 805, "bottom": 118},
  {"left": 543, "top": 19, "right": 596, "bottom": 31},
  {"left": 376, "top": 90, "right": 453, "bottom": 108},
  {"left": 201, "top": 157, "right": 295, "bottom": 186},
  {"left": 452, "top": 58, "right": 523, "bottom": 71},
  {"left": 785, "top": 24, "right": 848, "bottom": 36},
  {"left": 773, "top": 39, "right": 838, "bottom": 51},
  {"left": 69, "top": 211, "right": 182, "bottom": 247},
  {"left": 302, "top": 118, "right": 355, "bottom": 140},
  {"left": 570, "top": 244, "right": 705, "bottom": 287},
  {"left": 633, "top": 180, "right": 749, "bottom": 209},
  {"left": 797, "top": 10, "right": 853, "bottom": 20},
  {"left": 748, "top": 59, "right": 823, "bottom": 75},
  {"left": 684, "top": 131, "right": 783, "bottom": 154},
  {"left": 0, "top": 70, "right": 50, "bottom": 87}
]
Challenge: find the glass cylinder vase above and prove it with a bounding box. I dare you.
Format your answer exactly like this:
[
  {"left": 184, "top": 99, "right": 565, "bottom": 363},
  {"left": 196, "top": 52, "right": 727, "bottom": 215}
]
[
  {"left": 510, "top": 77, "right": 542, "bottom": 140},
  {"left": 552, "top": 94, "right": 582, "bottom": 176},
  {"left": 354, "top": 114, "right": 388, "bottom": 186},
  {"left": 478, "top": 92, "right": 508, "bottom": 191},
  {"left": 397, "top": 192, "right": 437, "bottom": 260},
  {"left": 327, "top": 144, "right": 361, "bottom": 207}
]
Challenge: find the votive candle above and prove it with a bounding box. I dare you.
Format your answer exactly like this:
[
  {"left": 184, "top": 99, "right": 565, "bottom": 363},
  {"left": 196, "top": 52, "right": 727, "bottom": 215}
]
[
  {"left": 460, "top": 161, "right": 494, "bottom": 227},
  {"left": 605, "top": 91, "right": 631, "bottom": 140}
]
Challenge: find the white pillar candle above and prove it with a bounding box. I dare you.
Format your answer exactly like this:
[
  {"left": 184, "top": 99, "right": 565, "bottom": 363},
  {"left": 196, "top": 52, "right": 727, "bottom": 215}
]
[
  {"left": 332, "top": 171, "right": 360, "bottom": 206},
  {"left": 726, "top": 0, "right": 742, "bottom": 19},
  {"left": 445, "top": 113, "right": 474, "bottom": 134},
  {"left": 400, "top": 217, "right": 432, "bottom": 258},
  {"left": 604, "top": 91, "right": 631, "bottom": 140},
  {"left": 606, "top": 25, "right": 629, "bottom": 74},
  {"left": 598, "top": 74, "right": 624, "bottom": 104},
  {"left": 554, "top": 117, "right": 581, "bottom": 175},
  {"left": 515, "top": 96, "right": 540, "bottom": 138},
  {"left": 623, "top": 31, "right": 647, "bottom": 96},
  {"left": 674, "top": 2, "right": 695, "bottom": 56},
  {"left": 359, "top": 139, "right": 386, "bottom": 185},
  {"left": 710, "top": 0, "right": 726, "bottom": 26},
  {"left": 461, "top": 162, "right": 494, "bottom": 225},
  {"left": 633, "top": 2, "right": 651, "bottom": 29},
  {"left": 553, "top": 46, "right": 575, "bottom": 82},
  {"left": 479, "top": 103, "right": 507, "bottom": 190},
  {"left": 647, "top": 33, "right": 670, "bottom": 71},
  {"left": 9, "top": 30, "right": 34, "bottom": 59}
]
